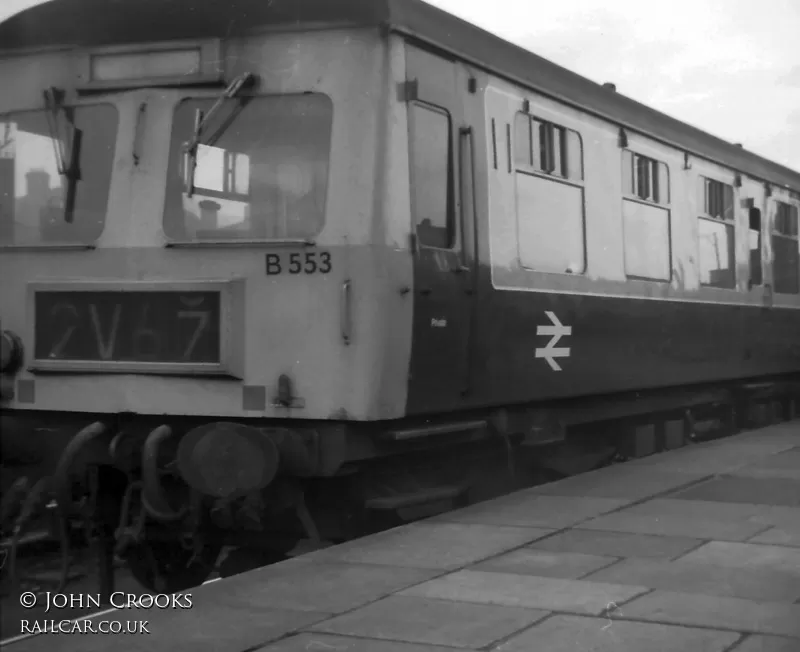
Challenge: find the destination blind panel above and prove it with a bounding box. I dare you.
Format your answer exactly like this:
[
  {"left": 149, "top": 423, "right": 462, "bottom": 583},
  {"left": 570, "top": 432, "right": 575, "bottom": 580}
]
[{"left": 34, "top": 291, "right": 221, "bottom": 364}]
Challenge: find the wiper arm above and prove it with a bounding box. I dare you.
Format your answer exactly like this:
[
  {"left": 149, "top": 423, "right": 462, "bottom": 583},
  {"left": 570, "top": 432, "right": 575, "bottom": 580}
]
[
  {"left": 44, "top": 87, "right": 69, "bottom": 174},
  {"left": 43, "top": 87, "right": 82, "bottom": 223},
  {"left": 62, "top": 128, "right": 82, "bottom": 224},
  {"left": 183, "top": 72, "right": 256, "bottom": 197}
]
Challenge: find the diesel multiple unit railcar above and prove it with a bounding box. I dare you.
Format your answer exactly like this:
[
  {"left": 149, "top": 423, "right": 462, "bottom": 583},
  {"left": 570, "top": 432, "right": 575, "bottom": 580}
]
[{"left": 1, "top": 0, "right": 799, "bottom": 592}]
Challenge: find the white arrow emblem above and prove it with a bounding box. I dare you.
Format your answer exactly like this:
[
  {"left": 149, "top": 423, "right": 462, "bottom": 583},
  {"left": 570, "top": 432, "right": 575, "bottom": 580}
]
[{"left": 535, "top": 311, "right": 572, "bottom": 371}]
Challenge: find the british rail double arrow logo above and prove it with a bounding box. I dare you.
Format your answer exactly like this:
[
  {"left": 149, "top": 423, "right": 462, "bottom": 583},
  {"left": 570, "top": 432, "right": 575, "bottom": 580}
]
[{"left": 535, "top": 311, "right": 572, "bottom": 371}]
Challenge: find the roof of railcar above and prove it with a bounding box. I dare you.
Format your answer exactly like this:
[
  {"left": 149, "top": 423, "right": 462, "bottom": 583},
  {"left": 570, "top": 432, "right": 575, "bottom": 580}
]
[{"left": 2, "top": 0, "right": 799, "bottom": 190}]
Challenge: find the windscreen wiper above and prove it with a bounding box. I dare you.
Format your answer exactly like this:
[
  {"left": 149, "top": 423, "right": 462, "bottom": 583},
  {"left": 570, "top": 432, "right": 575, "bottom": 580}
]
[
  {"left": 183, "top": 72, "right": 256, "bottom": 197},
  {"left": 43, "top": 87, "right": 82, "bottom": 223},
  {"left": 0, "top": 122, "right": 13, "bottom": 157}
]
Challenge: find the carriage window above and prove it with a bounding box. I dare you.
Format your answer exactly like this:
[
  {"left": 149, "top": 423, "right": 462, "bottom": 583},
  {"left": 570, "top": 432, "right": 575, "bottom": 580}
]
[
  {"left": 699, "top": 219, "right": 736, "bottom": 289},
  {"left": 514, "top": 113, "right": 583, "bottom": 180},
  {"left": 164, "top": 93, "right": 332, "bottom": 242},
  {"left": 773, "top": 201, "right": 799, "bottom": 295},
  {"left": 512, "top": 112, "right": 585, "bottom": 275},
  {"left": 622, "top": 202, "right": 671, "bottom": 281},
  {"left": 698, "top": 176, "right": 736, "bottom": 289},
  {"left": 0, "top": 105, "right": 118, "bottom": 246},
  {"left": 409, "top": 103, "right": 452, "bottom": 249},
  {"left": 620, "top": 151, "right": 671, "bottom": 281},
  {"left": 701, "top": 177, "right": 735, "bottom": 221},
  {"left": 749, "top": 207, "right": 762, "bottom": 287},
  {"left": 622, "top": 151, "right": 669, "bottom": 204}
]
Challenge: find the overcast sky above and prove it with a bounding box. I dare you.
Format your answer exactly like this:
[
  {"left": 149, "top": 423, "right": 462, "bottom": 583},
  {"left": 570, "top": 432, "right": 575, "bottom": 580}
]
[{"left": 2, "top": 0, "right": 799, "bottom": 172}]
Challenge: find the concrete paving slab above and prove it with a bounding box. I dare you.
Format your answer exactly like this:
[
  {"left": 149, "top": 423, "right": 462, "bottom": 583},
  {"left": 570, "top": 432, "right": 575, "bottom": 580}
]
[
  {"left": 677, "top": 541, "right": 800, "bottom": 576},
  {"left": 730, "top": 451, "right": 800, "bottom": 480},
  {"left": 192, "top": 555, "right": 315, "bottom": 594},
  {"left": 193, "top": 560, "right": 438, "bottom": 614},
  {"left": 309, "top": 522, "right": 551, "bottom": 570},
  {"left": 730, "top": 635, "right": 800, "bottom": 652},
  {"left": 470, "top": 548, "right": 617, "bottom": 579},
  {"left": 709, "top": 436, "right": 799, "bottom": 454},
  {"left": 581, "top": 499, "right": 768, "bottom": 540},
  {"left": 611, "top": 498, "right": 768, "bottom": 519},
  {"left": 261, "top": 633, "right": 464, "bottom": 652},
  {"left": 584, "top": 557, "right": 800, "bottom": 602},
  {"left": 528, "top": 528, "right": 703, "bottom": 559},
  {"left": 669, "top": 476, "right": 800, "bottom": 506},
  {"left": 581, "top": 514, "right": 762, "bottom": 540},
  {"left": 627, "top": 441, "right": 798, "bottom": 474},
  {"left": 750, "top": 506, "right": 800, "bottom": 530},
  {"left": 9, "top": 607, "right": 327, "bottom": 652},
  {"left": 530, "top": 467, "right": 709, "bottom": 502},
  {"left": 494, "top": 614, "right": 740, "bottom": 652},
  {"left": 309, "top": 595, "right": 547, "bottom": 648},
  {"left": 433, "top": 494, "right": 627, "bottom": 529},
  {"left": 730, "top": 423, "right": 800, "bottom": 442},
  {"left": 749, "top": 525, "right": 800, "bottom": 548},
  {"left": 742, "top": 450, "right": 800, "bottom": 469},
  {"left": 399, "top": 569, "right": 648, "bottom": 616},
  {"left": 622, "top": 591, "right": 800, "bottom": 638},
  {"left": 731, "top": 466, "right": 800, "bottom": 480}
]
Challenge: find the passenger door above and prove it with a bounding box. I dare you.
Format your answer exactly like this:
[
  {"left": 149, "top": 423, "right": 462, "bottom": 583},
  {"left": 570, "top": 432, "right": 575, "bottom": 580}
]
[{"left": 404, "top": 45, "right": 478, "bottom": 414}]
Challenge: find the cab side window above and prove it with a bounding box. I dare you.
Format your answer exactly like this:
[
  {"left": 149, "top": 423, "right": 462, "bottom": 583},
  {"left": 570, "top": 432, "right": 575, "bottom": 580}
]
[{"left": 408, "top": 103, "right": 453, "bottom": 249}]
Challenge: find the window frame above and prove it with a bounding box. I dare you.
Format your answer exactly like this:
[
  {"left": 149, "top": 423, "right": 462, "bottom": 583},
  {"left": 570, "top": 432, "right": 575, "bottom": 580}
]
[
  {"left": 622, "top": 150, "right": 670, "bottom": 206},
  {"left": 700, "top": 176, "right": 735, "bottom": 222},
  {"left": 772, "top": 199, "right": 800, "bottom": 295},
  {"left": 179, "top": 146, "right": 252, "bottom": 203},
  {"left": 511, "top": 110, "right": 587, "bottom": 276},
  {"left": 618, "top": 150, "right": 672, "bottom": 282},
  {"left": 697, "top": 175, "right": 737, "bottom": 290},
  {"left": 0, "top": 102, "right": 120, "bottom": 249},
  {"left": 748, "top": 205, "right": 763, "bottom": 288},
  {"left": 407, "top": 100, "right": 456, "bottom": 251},
  {"left": 513, "top": 112, "right": 584, "bottom": 184},
  {"left": 163, "top": 92, "right": 334, "bottom": 245}
]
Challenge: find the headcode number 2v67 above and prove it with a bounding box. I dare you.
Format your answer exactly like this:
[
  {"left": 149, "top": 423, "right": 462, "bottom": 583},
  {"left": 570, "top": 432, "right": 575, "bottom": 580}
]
[{"left": 266, "top": 251, "right": 332, "bottom": 276}]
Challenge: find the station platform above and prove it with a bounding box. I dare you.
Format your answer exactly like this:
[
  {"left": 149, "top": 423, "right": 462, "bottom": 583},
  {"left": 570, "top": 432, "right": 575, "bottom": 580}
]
[{"left": 5, "top": 419, "right": 800, "bottom": 652}]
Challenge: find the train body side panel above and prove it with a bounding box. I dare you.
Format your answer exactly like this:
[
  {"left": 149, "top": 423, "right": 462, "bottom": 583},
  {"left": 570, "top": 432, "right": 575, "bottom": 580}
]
[
  {"left": 478, "top": 81, "right": 800, "bottom": 407},
  {"left": 404, "top": 68, "right": 800, "bottom": 417}
]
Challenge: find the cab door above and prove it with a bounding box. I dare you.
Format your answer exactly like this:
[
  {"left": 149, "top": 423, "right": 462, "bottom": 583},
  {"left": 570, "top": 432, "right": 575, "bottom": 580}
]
[{"left": 404, "top": 44, "right": 478, "bottom": 414}]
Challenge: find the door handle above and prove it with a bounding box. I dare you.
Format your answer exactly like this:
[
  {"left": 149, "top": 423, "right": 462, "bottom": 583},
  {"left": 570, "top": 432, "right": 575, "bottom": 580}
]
[{"left": 341, "top": 280, "right": 352, "bottom": 345}]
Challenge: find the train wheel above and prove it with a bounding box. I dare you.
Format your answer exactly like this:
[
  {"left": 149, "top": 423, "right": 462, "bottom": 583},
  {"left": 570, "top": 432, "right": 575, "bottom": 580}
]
[{"left": 125, "top": 538, "right": 222, "bottom": 593}]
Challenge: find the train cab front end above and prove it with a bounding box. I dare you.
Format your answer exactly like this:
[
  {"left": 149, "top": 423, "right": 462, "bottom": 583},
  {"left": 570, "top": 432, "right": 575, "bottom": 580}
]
[
  {"left": 0, "top": 13, "right": 412, "bottom": 422},
  {"left": 0, "top": 0, "right": 415, "bottom": 590}
]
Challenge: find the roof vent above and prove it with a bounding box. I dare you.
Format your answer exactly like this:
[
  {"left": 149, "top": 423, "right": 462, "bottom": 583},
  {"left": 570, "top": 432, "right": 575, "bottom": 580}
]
[
  {"left": 734, "top": 143, "right": 743, "bottom": 148},
  {"left": 602, "top": 82, "right": 616, "bottom": 91}
]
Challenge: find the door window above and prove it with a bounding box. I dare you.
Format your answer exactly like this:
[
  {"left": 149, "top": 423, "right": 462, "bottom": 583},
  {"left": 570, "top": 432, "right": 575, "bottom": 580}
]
[{"left": 408, "top": 103, "right": 453, "bottom": 249}]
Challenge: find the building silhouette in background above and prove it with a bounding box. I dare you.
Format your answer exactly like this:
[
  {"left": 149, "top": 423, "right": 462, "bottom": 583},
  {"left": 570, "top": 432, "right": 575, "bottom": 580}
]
[{"left": 0, "top": 167, "right": 64, "bottom": 243}]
